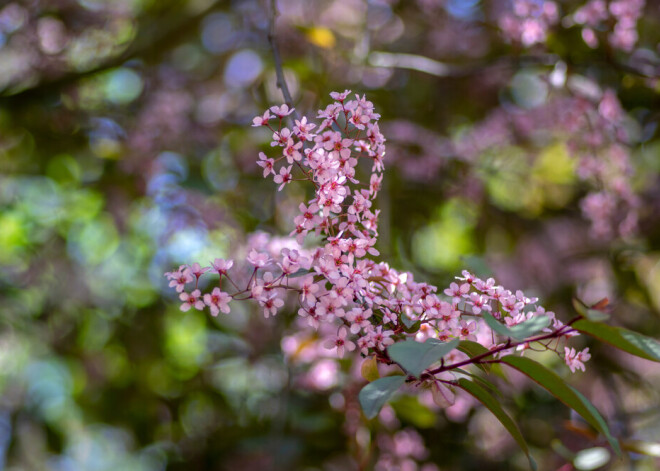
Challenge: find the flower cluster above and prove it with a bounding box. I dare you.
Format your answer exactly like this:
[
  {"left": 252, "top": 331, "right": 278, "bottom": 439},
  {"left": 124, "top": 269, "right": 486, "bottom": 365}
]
[
  {"left": 499, "top": 0, "right": 559, "bottom": 47},
  {"left": 165, "top": 92, "right": 590, "bottom": 388},
  {"left": 569, "top": 0, "right": 645, "bottom": 51},
  {"left": 499, "top": 0, "right": 645, "bottom": 52}
]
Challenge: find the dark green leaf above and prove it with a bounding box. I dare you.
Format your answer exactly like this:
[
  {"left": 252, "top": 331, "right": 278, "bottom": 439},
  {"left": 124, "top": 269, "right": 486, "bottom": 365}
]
[
  {"left": 456, "top": 378, "right": 537, "bottom": 470},
  {"left": 388, "top": 338, "right": 459, "bottom": 378},
  {"left": 401, "top": 314, "right": 416, "bottom": 329},
  {"left": 569, "top": 386, "right": 621, "bottom": 456},
  {"left": 573, "top": 319, "right": 660, "bottom": 362},
  {"left": 400, "top": 315, "right": 421, "bottom": 333},
  {"left": 287, "top": 268, "right": 311, "bottom": 278},
  {"left": 457, "top": 340, "right": 508, "bottom": 379},
  {"left": 501, "top": 356, "right": 620, "bottom": 455},
  {"left": 457, "top": 340, "right": 490, "bottom": 370},
  {"left": 358, "top": 376, "right": 406, "bottom": 419},
  {"left": 455, "top": 368, "right": 501, "bottom": 395}
]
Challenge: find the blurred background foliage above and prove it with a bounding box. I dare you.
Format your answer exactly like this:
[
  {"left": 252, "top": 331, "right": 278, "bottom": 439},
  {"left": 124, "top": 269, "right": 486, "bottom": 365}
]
[{"left": 1, "top": 0, "right": 660, "bottom": 469}]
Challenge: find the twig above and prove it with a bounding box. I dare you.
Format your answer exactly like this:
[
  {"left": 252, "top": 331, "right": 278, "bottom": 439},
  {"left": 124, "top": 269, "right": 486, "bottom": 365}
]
[
  {"left": 267, "top": 0, "right": 301, "bottom": 122},
  {"left": 424, "top": 317, "right": 581, "bottom": 376}
]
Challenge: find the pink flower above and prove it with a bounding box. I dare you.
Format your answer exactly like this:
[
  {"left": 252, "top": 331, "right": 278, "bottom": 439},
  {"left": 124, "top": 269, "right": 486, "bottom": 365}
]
[
  {"left": 294, "top": 202, "right": 321, "bottom": 230},
  {"left": 166, "top": 267, "right": 193, "bottom": 293},
  {"left": 444, "top": 282, "right": 470, "bottom": 303},
  {"left": 252, "top": 109, "right": 272, "bottom": 126},
  {"left": 257, "top": 152, "right": 275, "bottom": 177},
  {"left": 270, "top": 104, "right": 295, "bottom": 118},
  {"left": 211, "top": 258, "right": 234, "bottom": 275},
  {"left": 369, "top": 326, "right": 395, "bottom": 350},
  {"left": 293, "top": 116, "right": 316, "bottom": 140},
  {"left": 204, "top": 288, "right": 232, "bottom": 316},
  {"left": 467, "top": 292, "right": 491, "bottom": 315},
  {"left": 369, "top": 173, "right": 382, "bottom": 196},
  {"left": 247, "top": 249, "right": 270, "bottom": 268},
  {"left": 299, "top": 275, "right": 320, "bottom": 304},
  {"left": 179, "top": 289, "right": 204, "bottom": 312},
  {"left": 283, "top": 139, "right": 303, "bottom": 164},
  {"left": 459, "top": 320, "right": 477, "bottom": 341},
  {"left": 189, "top": 263, "right": 210, "bottom": 279},
  {"left": 346, "top": 308, "right": 373, "bottom": 334},
  {"left": 260, "top": 292, "right": 284, "bottom": 318},
  {"left": 273, "top": 165, "right": 293, "bottom": 191},
  {"left": 564, "top": 347, "right": 591, "bottom": 372},
  {"left": 329, "top": 89, "right": 351, "bottom": 102},
  {"left": 324, "top": 327, "right": 356, "bottom": 358}
]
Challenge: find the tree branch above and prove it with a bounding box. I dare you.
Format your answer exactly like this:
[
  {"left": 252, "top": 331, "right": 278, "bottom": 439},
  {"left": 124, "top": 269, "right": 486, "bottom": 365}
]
[{"left": 424, "top": 317, "right": 581, "bottom": 377}]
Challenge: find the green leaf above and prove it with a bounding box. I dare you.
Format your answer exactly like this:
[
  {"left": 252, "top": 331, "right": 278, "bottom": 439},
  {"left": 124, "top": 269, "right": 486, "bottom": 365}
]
[
  {"left": 455, "top": 368, "right": 501, "bottom": 395},
  {"left": 482, "top": 312, "right": 512, "bottom": 337},
  {"left": 388, "top": 338, "right": 459, "bottom": 378},
  {"left": 508, "top": 315, "right": 551, "bottom": 339},
  {"left": 569, "top": 386, "right": 621, "bottom": 456},
  {"left": 287, "top": 268, "right": 311, "bottom": 278},
  {"left": 457, "top": 340, "right": 490, "bottom": 373},
  {"left": 482, "top": 313, "right": 550, "bottom": 340},
  {"left": 457, "top": 340, "right": 508, "bottom": 379},
  {"left": 456, "top": 378, "right": 537, "bottom": 470},
  {"left": 573, "top": 319, "right": 660, "bottom": 362},
  {"left": 401, "top": 314, "right": 416, "bottom": 329},
  {"left": 501, "top": 356, "right": 621, "bottom": 455},
  {"left": 400, "top": 315, "right": 421, "bottom": 333},
  {"left": 358, "top": 376, "right": 406, "bottom": 419},
  {"left": 391, "top": 395, "right": 437, "bottom": 428}
]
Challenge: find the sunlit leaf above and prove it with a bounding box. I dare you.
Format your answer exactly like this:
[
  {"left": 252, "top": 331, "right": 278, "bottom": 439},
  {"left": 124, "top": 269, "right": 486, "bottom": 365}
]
[
  {"left": 358, "top": 376, "right": 406, "bottom": 420},
  {"left": 305, "top": 27, "right": 336, "bottom": 49},
  {"left": 360, "top": 356, "right": 380, "bottom": 382}
]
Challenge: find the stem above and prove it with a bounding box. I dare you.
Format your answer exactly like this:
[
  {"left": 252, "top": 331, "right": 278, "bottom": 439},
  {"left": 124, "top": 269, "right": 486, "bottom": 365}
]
[
  {"left": 425, "top": 317, "right": 581, "bottom": 376},
  {"left": 267, "top": 0, "right": 301, "bottom": 122}
]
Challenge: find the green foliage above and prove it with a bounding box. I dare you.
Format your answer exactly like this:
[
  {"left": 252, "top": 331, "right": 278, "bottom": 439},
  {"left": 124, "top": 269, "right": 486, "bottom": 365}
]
[
  {"left": 482, "top": 313, "right": 551, "bottom": 340},
  {"left": 358, "top": 376, "right": 406, "bottom": 420},
  {"left": 573, "top": 319, "right": 660, "bottom": 362},
  {"left": 387, "top": 338, "right": 459, "bottom": 378}
]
